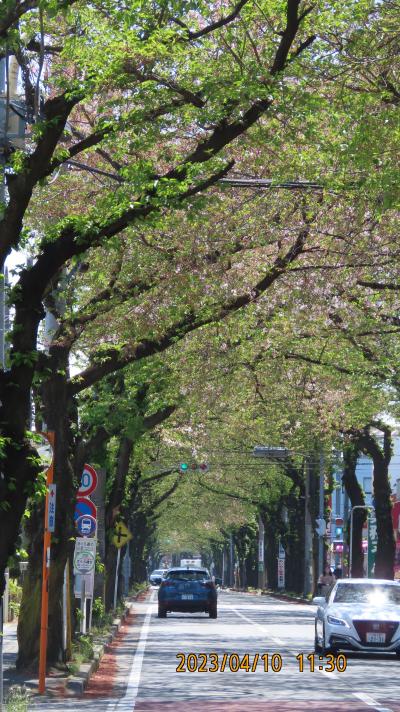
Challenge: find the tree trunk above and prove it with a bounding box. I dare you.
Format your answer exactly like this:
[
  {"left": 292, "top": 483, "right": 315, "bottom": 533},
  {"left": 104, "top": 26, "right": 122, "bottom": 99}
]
[
  {"left": 104, "top": 436, "right": 134, "bottom": 609},
  {"left": 342, "top": 440, "right": 365, "bottom": 577},
  {"left": 17, "top": 346, "right": 76, "bottom": 667},
  {"left": 130, "top": 509, "right": 150, "bottom": 585},
  {"left": 358, "top": 424, "right": 395, "bottom": 579},
  {"left": 284, "top": 461, "right": 305, "bottom": 594}
]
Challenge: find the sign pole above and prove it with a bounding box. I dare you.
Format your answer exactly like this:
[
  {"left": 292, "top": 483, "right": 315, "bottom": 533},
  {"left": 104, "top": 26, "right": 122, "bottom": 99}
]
[
  {"left": 38, "top": 431, "right": 55, "bottom": 695},
  {"left": 113, "top": 548, "right": 121, "bottom": 612},
  {"left": 66, "top": 561, "right": 72, "bottom": 660},
  {"left": 80, "top": 577, "right": 86, "bottom": 634},
  {"left": 88, "top": 596, "right": 93, "bottom": 632}
]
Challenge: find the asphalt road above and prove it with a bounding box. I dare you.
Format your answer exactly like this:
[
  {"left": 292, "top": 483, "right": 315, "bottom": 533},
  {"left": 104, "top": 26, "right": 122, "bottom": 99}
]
[{"left": 29, "top": 589, "right": 400, "bottom": 711}]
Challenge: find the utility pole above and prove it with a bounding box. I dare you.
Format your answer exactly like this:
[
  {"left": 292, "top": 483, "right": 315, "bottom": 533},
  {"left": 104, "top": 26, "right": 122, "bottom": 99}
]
[
  {"left": 229, "top": 534, "right": 234, "bottom": 588},
  {"left": 257, "top": 516, "right": 265, "bottom": 590},
  {"left": 304, "top": 459, "right": 313, "bottom": 596},
  {"left": 318, "top": 454, "right": 325, "bottom": 578}
]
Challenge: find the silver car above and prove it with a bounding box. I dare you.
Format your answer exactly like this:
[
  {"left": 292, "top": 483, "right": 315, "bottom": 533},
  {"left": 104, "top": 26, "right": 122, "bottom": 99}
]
[{"left": 313, "top": 578, "right": 400, "bottom": 655}]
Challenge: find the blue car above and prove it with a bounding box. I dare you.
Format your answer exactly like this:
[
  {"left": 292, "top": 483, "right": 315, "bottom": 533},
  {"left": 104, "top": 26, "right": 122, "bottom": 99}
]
[{"left": 158, "top": 567, "right": 217, "bottom": 618}]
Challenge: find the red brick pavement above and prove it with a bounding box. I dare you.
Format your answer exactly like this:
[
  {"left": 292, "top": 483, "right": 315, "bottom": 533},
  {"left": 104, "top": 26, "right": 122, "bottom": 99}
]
[{"left": 132, "top": 701, "right": 400, "bottom": 712}]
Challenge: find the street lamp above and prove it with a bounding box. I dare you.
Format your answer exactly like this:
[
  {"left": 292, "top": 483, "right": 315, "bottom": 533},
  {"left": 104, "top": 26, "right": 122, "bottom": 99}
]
[{"left": 349, "top": 505, "right": 372, "bottom": 578}]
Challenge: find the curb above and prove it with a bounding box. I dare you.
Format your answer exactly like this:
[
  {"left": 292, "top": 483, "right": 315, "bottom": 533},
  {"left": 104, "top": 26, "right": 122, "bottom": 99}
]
[
  {"left": 65, "top": 588, "right": 148, "bottom": 695},
  {"left": 261, "top": 590, "right": 312, "bottom": 605},
  {"left": 224, "top": 587, "right": 312, "bottom": 605},
  {"left": 65, "top": 606, "right": 131, "bottom": 695}
]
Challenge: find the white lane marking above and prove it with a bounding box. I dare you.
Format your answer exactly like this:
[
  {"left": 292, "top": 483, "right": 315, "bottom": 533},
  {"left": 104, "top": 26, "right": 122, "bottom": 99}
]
[
  {"left": 353, "top": 692, "right": 394, "bottom": 712},
  {"left": 226, "top": 603, "right": 283, "bottom": 645},
  {"left": 226, "top": 600, "right": 341, "bottom": 679},
  {"left": 108, "top": 590, "right": 156, "bottom": 712}
]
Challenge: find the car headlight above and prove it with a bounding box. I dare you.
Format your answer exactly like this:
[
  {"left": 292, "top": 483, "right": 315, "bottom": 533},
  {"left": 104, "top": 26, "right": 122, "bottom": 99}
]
[{"left": 327, "top": 614, "right": 349, "bottom": 627}]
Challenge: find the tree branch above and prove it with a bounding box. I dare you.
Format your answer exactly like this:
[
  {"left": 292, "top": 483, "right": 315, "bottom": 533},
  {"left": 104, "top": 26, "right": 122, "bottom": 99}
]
[
  {"left": 173, "top": 0, "right": 251, "bottom": 41},
  {"left": 284, "top": 351, "right": 355, "bottom": 375},
  {"left": 271, "top": 0, "right": 315, "bottom": 75},
  {"left": 68, "top": 225, "right": 308, "bottom": 394},
  {"left": 357, "top": 280, "right": 400, "bottom": 291},
  {"left": 0, "top": 0, "right": 77, "bottom": 38}
]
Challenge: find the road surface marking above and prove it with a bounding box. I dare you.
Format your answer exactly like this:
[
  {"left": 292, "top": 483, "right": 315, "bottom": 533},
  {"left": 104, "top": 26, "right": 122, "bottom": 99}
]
[
  {"left": 353, "top": 692, "right": 394, "bottom": 712},
  {"left": 227, "top": 601, "right": 342, "bottom": 679},
  {"left": 226, "top": 603, "right": 284, "bottom": 645},
  {"left": 108, "top": 590, "right": 156, "bottom": 711}
]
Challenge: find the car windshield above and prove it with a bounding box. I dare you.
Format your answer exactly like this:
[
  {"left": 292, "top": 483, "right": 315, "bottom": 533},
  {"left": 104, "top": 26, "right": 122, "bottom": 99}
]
[
  {"left": 333, "top": 583, "right": 400, "bottom": 605},
  {"left": 151, "top": 570, "right": 163, "bottom": 576},
  {"left": 167, "top": 570, "right": 209, "bottom": 581}
]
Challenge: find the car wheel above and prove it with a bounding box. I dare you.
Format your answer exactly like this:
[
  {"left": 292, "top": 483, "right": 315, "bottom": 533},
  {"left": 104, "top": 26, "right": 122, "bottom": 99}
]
[
  {"left": 209, "top": 603, "right": 217, "bottom": 619},
  {"left": 158, "top": 604, "right": 167, "bottom": 618},
  {"left": 321, "top": 623, "right": 333, "bottom": 655},
  {"left": 314, "top": 623, "right": 322, "bottom": 653}
]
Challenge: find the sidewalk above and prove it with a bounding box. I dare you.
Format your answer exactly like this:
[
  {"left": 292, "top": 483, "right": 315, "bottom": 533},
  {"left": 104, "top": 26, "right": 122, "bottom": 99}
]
[
  {"left": 3, "top": 620, "right": 18, "bottom": 666},
  {"left": 2, "top": 619, "right": 66, "bottom": 702},
  {"left": 1, "top": 595, "right": 144, "bottom": 706}
]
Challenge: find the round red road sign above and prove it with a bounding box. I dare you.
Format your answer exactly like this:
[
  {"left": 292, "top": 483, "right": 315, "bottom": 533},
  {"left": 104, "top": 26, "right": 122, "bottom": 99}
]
[
  {"left": 74, "top": 496, "right": 97, "bottom": 521},
  {"left": 78, "top": 464, "right": 98, "bottom": 497}
]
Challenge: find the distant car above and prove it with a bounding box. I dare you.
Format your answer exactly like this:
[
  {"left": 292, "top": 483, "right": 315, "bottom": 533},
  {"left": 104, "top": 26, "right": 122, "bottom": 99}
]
[
  {"left": 149, "top": 569, "right": 166, "bottom": 586},
  {"left": 158, "top": 567, "right": 217, "bottom": 618},
  {"left": 313, "top": 578, "right": 400, "bottom": 655}
]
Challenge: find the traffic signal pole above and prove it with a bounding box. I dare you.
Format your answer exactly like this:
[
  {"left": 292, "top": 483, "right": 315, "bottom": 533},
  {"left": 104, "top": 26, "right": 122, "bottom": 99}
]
[{"left": 38, "top": 432, "right": 55, "bottom": 695}]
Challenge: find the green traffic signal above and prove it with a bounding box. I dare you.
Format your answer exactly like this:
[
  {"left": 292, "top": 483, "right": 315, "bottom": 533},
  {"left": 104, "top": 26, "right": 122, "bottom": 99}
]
[{"left": 179, "top": 463, "right": 189, "bottom": 472}]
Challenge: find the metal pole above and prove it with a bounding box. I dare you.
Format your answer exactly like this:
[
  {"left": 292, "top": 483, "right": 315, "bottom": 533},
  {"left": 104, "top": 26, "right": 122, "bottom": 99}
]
[
  {"left": 318, "top": 455, "right": 325, "bottom": 577},
  {"left": 88, "top": 597, "right": 93, "bottom": 632},
  {"left": 38, "top": 432, "right": 55, "bottom": 695},
  {"left": 349, "top": 508, "right": 354, "bottom": 578},
  {"left": 113, "top": 548, "right": 121, "bottom": 611},
  {"left": 62, "top": 564, "right": 68, "bottom": 658},
  {"left": 258, "top": 517, "right": 265, "bottom": 589},
  {"left": 80, "top": 577, "right": 86, "bottom": 634},
  {"left": 229, "top": 535, "right": 234, "bottom": 588},
  {"left": 304, "top": 459, "right": 313, "bottom": 596}
]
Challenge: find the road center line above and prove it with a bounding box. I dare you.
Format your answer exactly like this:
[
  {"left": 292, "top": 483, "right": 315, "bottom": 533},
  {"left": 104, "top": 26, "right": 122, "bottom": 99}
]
[
  {"left": 227, "top": 599, "right": 340, "bottom": 679},
  {"left": 353, "top": 692, "right": 394, "bottom": 712},
  {"left": 108, "top": 590, "right": 156, "bottom": 712},
  {"left": 226, "top": 602, "right": 284, "bottom": 646}
]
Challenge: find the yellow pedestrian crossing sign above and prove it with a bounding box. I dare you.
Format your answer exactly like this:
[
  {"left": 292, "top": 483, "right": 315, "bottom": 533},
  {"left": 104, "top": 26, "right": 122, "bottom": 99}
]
[{"left": 112, "top": 521, "right": 132, "bottom": 548}]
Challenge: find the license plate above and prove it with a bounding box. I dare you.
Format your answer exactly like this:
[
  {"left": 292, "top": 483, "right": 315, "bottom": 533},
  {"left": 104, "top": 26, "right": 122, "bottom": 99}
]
[
  {"left": 366, "top": 632, "right": 385, "bottom": 643},
  {"left": 181, "top": 594, "right": 194, "bottom": 600}
]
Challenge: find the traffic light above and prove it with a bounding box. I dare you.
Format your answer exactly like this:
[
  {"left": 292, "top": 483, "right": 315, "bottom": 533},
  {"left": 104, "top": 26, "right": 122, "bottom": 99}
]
[
  {"left": 179, "top": 462, "right": 209, "bottom": 473},
  {"left": 335, "top": 517, "right": 344, "bottom": 539}
]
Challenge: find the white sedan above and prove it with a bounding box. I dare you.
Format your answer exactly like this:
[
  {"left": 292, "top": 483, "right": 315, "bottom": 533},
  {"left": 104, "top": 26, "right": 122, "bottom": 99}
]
[{"left": 313, "top": 578, "right": 400, "bottom": 655}]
